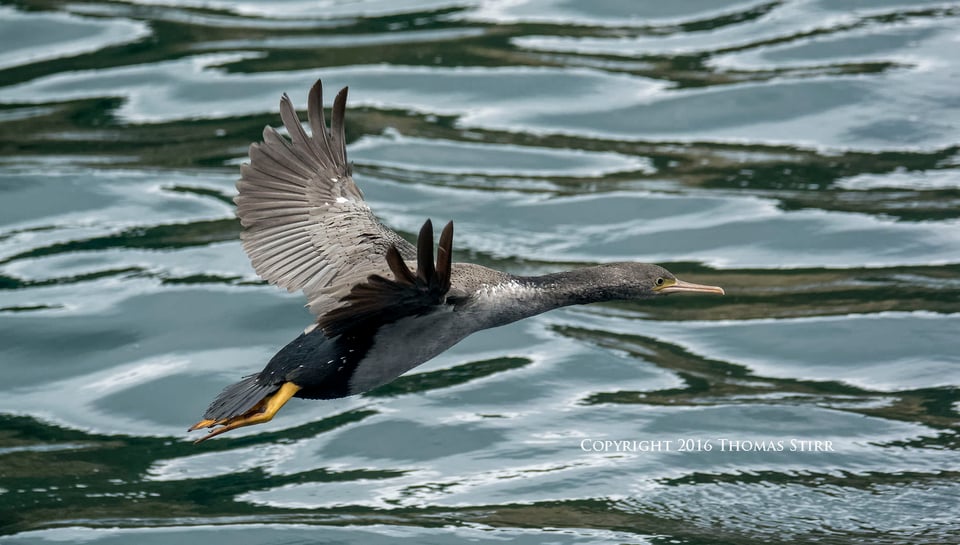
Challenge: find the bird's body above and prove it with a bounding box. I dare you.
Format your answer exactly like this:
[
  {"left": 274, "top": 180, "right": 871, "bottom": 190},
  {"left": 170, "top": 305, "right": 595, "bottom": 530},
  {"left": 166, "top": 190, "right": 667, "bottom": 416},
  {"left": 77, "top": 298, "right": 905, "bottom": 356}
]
[{"left": 190, "top": 79, "right": 723, "bottom": 442}]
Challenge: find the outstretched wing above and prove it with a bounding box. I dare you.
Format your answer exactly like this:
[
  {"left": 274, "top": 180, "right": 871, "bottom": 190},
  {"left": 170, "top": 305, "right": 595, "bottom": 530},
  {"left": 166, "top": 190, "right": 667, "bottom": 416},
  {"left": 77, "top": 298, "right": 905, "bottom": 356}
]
[
  {"left": 319, "top": 219, "right": 454, "bottom": 337},
  {"left": 235, "top": 79, "right": 415, "bottom": 317}
]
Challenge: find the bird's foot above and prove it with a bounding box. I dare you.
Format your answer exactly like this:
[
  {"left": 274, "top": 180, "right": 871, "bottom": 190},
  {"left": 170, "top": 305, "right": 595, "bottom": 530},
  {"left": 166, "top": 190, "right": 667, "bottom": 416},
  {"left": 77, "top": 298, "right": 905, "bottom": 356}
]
[{"left": 189, "top": 382, "right": 301, "bottom": 443}]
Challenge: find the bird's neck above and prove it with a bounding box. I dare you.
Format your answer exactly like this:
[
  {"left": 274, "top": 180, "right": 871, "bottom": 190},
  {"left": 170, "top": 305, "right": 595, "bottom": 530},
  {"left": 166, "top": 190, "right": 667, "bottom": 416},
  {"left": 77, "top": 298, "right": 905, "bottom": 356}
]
[{"left": 467, "top": 266, "right": 644, "bottom": 329}]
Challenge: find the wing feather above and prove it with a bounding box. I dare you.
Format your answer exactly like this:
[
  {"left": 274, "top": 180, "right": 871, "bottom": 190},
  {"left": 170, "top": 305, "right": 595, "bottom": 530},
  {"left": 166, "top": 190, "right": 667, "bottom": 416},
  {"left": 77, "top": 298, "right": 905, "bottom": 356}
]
[
  {"left": 318, "top": 219, "right": 455, "bottom": 337},
  {"left": 235, "top": 79, "right": 414, "bottom": 317}
]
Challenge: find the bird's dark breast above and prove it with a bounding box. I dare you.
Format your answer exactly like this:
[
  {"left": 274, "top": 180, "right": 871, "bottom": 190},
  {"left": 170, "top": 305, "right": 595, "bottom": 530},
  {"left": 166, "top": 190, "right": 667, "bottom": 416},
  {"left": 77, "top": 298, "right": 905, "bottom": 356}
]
[{"left": 259, "top": 327, "right": 373, "bottom": 400}]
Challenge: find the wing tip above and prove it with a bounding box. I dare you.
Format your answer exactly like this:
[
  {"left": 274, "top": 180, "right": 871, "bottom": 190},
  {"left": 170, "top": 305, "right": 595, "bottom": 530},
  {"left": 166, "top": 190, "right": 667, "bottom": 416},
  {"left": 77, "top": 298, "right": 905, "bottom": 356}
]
[{"left": 233, "top": 78, "right": 414, "bottom": 314}]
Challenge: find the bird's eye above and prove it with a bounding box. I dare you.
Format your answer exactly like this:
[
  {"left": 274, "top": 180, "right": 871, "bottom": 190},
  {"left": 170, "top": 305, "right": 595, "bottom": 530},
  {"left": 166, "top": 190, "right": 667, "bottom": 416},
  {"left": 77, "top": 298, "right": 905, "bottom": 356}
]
[{"left": 655, "top": 277, "right": 665, "bottom": 286}]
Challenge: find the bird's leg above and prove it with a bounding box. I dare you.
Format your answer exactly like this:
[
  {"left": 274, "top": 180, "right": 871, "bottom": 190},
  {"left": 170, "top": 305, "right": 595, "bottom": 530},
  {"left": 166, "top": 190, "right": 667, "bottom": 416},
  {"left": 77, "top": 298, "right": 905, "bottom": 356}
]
[{"left": 190, "top": 382, "right": 301, "bottom": 443}]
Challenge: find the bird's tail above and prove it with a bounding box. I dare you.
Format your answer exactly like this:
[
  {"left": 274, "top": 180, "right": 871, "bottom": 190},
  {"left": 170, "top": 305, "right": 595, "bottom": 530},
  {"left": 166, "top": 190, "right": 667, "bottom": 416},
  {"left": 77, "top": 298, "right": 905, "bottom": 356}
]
[{"left": 201, "top": 373, "right": 280, "bottom": 422}]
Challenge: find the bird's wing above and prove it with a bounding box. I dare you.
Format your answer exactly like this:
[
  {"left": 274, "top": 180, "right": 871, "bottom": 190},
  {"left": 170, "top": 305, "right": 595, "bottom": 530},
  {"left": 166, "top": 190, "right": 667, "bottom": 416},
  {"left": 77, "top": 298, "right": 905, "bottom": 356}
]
[
  {"left": 235, "top": 79, "right": 415, "bottom": 317},
  {"left": 318, "top": 219, "right": 455, "bottom": 337}
]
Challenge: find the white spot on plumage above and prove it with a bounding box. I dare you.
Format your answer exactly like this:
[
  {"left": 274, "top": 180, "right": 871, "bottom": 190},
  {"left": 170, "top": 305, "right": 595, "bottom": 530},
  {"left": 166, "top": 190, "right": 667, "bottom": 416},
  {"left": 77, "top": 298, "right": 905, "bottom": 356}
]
[
  {"left": 474, "top": 280, "right": 538, "bottom": 300},
  {"left": 472, "top": 280, "right": 541, "bottom": 313}
]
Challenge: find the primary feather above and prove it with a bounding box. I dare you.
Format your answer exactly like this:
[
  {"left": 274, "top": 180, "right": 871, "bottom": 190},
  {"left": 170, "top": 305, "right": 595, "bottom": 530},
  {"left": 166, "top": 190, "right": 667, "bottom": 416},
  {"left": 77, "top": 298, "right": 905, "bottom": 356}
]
[{"left": 235, "top": 82, "right": 414, "bottom": 318}]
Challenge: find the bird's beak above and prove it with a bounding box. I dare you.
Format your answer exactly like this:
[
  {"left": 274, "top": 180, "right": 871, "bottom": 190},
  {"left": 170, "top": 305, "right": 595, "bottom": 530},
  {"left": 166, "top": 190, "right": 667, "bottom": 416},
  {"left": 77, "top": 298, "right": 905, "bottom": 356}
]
[{"left": 656, "top": 278, "right": 725, "bottom": 295}]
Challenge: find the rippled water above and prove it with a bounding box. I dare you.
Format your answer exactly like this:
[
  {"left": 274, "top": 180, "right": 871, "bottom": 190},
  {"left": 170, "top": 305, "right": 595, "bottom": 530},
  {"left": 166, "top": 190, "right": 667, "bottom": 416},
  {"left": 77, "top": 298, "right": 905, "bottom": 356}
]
[{"left": 1, "top": 1, "right": 959, "bottom": 544}]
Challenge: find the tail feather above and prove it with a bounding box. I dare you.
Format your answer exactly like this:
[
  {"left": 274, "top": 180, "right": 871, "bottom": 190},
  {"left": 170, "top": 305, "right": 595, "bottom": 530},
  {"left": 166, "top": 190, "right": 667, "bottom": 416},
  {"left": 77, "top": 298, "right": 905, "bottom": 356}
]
[{"left": 203, "top": 374, "right": 280, "bottom": 421}]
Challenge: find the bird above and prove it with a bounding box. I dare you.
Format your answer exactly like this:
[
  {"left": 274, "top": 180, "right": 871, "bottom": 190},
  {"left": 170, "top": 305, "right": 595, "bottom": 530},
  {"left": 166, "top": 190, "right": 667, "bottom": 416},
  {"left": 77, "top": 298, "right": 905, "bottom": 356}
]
[{"left": 189, "top": 79, "right": 724, "bottom": 442}]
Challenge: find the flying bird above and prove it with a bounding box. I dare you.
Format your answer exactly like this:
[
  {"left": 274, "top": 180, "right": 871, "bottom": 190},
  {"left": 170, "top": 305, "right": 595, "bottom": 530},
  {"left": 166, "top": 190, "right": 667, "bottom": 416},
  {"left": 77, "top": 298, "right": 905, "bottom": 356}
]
[{"left": 190, "top": 79, "right": 724, "bottom": 442}]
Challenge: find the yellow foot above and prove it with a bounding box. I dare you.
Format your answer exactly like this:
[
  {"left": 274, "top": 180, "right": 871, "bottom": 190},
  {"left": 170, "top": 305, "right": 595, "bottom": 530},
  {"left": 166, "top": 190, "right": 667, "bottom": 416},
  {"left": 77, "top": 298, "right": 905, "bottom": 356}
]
[{"left": 189, "top": 382, "right": 301, "bottom": 444}]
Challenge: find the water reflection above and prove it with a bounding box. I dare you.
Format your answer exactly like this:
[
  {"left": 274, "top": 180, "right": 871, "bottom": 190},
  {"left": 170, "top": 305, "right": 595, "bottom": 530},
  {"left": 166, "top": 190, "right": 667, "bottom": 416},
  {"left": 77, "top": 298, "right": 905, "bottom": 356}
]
[{"left": 0, "top": 0, "right": 958, "bottom": 544}]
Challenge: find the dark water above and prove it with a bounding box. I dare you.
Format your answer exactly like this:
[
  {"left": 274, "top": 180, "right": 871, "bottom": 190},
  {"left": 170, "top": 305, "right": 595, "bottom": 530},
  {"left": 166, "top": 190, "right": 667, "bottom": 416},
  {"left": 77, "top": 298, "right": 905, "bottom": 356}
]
[{"left": 1, "top": 1, "right": 959, "bottom": 543}]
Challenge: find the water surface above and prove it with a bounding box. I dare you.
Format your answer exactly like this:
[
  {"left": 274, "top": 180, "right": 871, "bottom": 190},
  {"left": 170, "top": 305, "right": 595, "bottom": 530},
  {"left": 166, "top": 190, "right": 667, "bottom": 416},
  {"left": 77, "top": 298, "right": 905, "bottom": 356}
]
[{"left": 1, "top": 1, "right": 958, "bottom": 544}]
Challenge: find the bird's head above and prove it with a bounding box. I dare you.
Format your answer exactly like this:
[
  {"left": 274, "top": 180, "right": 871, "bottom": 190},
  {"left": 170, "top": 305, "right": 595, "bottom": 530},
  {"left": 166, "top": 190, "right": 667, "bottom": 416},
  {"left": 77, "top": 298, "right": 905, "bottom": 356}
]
[{"left": 572, "top": 262, "right": 725, "bottom": 301}]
